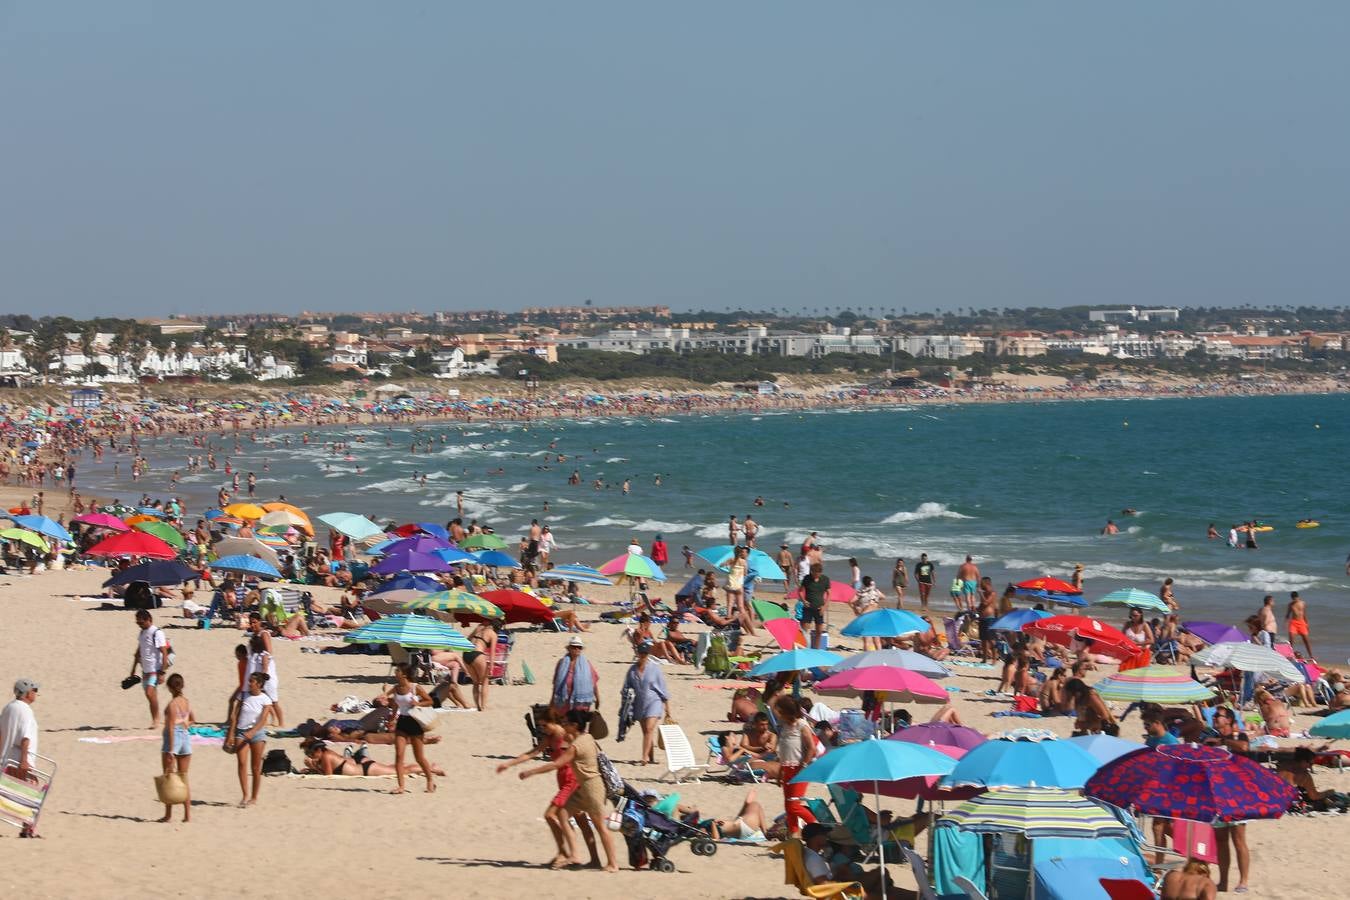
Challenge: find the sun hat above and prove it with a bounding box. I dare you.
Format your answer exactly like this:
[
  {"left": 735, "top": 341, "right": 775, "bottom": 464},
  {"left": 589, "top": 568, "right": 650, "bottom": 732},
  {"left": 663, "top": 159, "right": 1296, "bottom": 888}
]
[{"left": 567, "top": 636, "right": 585, "bottom": 648}]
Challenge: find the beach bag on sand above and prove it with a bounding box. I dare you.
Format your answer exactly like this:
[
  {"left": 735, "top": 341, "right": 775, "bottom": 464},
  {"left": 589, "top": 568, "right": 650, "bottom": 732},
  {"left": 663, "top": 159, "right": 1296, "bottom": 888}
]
[
  {"left": 656, "top": 712, "right": 678, "bottom": 751},
  {"left": 154, "top": 773, "right": 188, "bottom": 805},
  {"left": 262, "top": 749, "right": 293, "bottom": 776}
]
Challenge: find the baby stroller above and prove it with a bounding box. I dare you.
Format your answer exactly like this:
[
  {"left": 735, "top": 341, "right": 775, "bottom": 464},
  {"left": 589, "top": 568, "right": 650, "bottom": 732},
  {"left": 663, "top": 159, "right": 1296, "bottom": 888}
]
[{"left": 617, "top": 783, "right": 718, "bottom": 872}]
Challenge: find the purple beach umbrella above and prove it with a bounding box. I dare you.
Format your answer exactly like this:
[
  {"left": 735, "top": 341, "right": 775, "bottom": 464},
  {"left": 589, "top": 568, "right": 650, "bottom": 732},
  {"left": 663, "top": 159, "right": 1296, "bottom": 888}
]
[
  {"left": 888, "top": 722, "right": 988, "bottom": 753},
  {"left": 1181, "top": 621, "right": 1247, "bottom": 646}
]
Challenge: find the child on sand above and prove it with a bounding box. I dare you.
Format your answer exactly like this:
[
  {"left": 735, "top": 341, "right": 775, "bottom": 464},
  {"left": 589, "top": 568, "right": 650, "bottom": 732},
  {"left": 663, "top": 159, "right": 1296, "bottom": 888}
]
[{"left": 158, "top": 673, "right": 194, "bottom": 823}]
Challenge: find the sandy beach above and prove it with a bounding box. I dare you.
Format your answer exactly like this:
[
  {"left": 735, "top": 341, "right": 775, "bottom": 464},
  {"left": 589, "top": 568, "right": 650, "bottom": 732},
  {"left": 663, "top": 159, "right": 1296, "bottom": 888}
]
[{"left": 0, "top": 565, "right": 1344, "bottom": 899}]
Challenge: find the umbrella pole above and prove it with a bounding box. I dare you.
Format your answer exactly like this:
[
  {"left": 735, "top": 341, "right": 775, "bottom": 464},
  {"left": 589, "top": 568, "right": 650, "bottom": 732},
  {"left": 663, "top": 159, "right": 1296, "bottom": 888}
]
[{"left": 873, "top": 778, "right": 887, "bottom": 900}]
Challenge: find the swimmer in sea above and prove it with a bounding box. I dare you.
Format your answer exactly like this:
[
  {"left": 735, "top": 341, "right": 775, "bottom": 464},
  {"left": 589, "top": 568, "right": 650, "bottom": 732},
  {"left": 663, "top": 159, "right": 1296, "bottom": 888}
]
[
  {"left": 1207, "top": 523, "right": 1219, "bottom": 540},
  {"left": 1101, "top": 519, "right": 1119, "bottom": 535}
]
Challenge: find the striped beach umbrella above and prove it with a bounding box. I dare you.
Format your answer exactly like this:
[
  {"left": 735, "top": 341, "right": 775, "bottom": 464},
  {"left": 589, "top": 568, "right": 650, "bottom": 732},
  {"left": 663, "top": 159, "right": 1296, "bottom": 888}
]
[
  {"left": 538, "top": 563, "right": 613, "bottom": 586},
  {"left": 401, "top": 590, "right": 503, "bottom": 619},
  {"left": 1093, "top": 665, "right": 1216, "bottom": 703},
  {"left": 1094, "top": 588, "right": 1169, "bottom": 613},
  {"left": 1191, "top": 642, "right": 1305, "bottom": 682},
  {"left": 940, "top": 788, "right": 1132, "bottom": 840},
  {"left": 344, "top": 614, "right": 474, "bottom": 650},
  {"left": 598, "top": 553, "right": 667, "bottom": 582}
]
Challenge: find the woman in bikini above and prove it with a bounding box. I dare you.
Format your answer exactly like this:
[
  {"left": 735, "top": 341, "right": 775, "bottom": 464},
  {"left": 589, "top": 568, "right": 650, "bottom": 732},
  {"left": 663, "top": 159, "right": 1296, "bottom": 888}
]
[
  {"left": 304, "top": 741, "right": 445, "bottom": 777},
  {"left": 463, "top": 619, "right": 499, "bottom": 711},
  {"left": 496, "top": 707, "right": 583, "bottom": 869}
]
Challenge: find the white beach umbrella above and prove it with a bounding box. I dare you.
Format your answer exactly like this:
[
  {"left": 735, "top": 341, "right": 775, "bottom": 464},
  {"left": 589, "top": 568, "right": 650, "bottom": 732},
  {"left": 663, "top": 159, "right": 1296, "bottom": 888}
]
[{"left": 1191, "top": 642, "right": 1304, "bottom": 682}]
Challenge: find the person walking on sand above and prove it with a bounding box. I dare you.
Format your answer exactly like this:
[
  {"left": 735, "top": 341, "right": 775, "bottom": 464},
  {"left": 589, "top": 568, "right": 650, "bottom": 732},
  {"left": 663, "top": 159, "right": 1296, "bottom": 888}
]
[
  {"left": 158, "top": 673, "right": 194, "bottom": 823},
  {"left": 245, "top": 612, "right": 283, "bottom": 728},
  {"left": 1286, "top": 591, "right": 1313, "bottom": 658},
  {"left": 891, "top": 557, "right": 908, "bottom": 608},
  {"left": 130, "top": 609, "right": 170, "bottom": 727},
  {"left": 386, "top": 665, "right": 436, "bottom": 795},
  {"left": 799, "top": 562, "right": 830, "bottom": 649},
  {"left": 0, "top": 678, "right": 41, "bottom": 836},
  {"left": 497, "top": 707, "right": 582, "bottom": 869},
  {"left": 624, "top": 641, "right": 670, "bottom": 766},
  {"left": 551, "top": 636, "right": 599, "bottom": 718},
  {"left": 518, "top": 710, "right": 619, "bottom": 872},
  {"left": 913, "top": 553, "right": 936, "bottom": 610},
  {"left": 224, "top": 671, "right": 274, "bottom": 807}
]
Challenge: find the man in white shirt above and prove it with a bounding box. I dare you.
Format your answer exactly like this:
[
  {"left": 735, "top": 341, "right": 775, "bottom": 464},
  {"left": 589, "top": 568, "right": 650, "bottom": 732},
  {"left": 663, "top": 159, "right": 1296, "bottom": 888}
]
[
  {"left": 0, "top": 678, "right": 41, "bottom": 836},
  {"left": 130, "top": 609, "right": 170, "bottom": 727}
]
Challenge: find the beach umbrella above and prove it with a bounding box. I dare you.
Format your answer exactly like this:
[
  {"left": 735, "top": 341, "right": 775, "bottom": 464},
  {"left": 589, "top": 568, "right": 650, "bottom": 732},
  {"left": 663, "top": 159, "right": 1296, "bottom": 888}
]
[
  {"left": 260, "top": 502, "right": 313, "bottom": 532},
  {"left": 202, "top": 508, "right": 227, "bottom": 521},
  {"left": 344, "top": 614, "right": 474, "bottom": 651},
  {"left": 786, "top": 581, "right": 857, "bottom": 604},
  {"left": 431, "top": 546, "right": 476, "bottom": 565},
  {"left": 124, "top": 514, "right": 158, "bottom": 526},
  {"left": 390, "top": 522, "right": 450, "bottom": 540},
  {"left": 1181, "top": 621, "right": 1247, "bottom": 646},
  {"left": 212, "top": 536, "right": 281, "bottom": 568},
  {"left": 473, "top": 549, "right": 523, "bottom": 570},
  {"left": 841, "top": 608, "right": 928, "bottom": 638},
  {"left": 133, "top": 521, "right": 186, "bottom": 550},
  {"left": 1014, "top": 577, "right": 1082, "bottom": 595},
  {"left": 889, "top": 722, "right": 987, "bottom": 752},
  {"left": 793, "top": 737, "right": 955, "bottom": 900},
  {"left": 539, "top": 563, "right": 613, "bottom": 586},
  {"left": 752, "top": 598, "right": 793, "bottom": 622},
  {"left": 1191, "top": 642, "right": 1305, "bottom": 682},
  {"left": 989, "top": 608, "right": 1054, "bottom": 632},
  {"left": 72, "top": 512, "right": 129, "bottom": 531},
  {"left": 369, "top": 573, "right": 443, "bottom": 596},
  {"left": 1093, "top": 665, "right": 1216, "bottom": 704},
  {"left": 831, "top": 648, "right": 952, "bottom": 679},
  {"left": 9, "top": 514, "right": 72, "bottom": 543},
  {"left": 1015, "top": 588, "right": 1089, "bottom": 608},
  {"left": 1023, "top": 615, "right": 1136, "bottom": 659},
  {"left": 1309, "top": 710, "right": 1350, "bottom": 740},
  {"left": 370, "top": 549, "right": 454, "bottom": 575},
  {"left": 0, "top": 528, "right": 47, "bottom": 549},
  {"left": 1085, "top": 743, "right": 1297, "bottom": 823},
  {"left": 694, "top": 545, "right": 788, "bottom": 580},
  {"left": 317, "top": 512, "right": 385, "bottom": 541},
  {"left": 224, "top": 502, "right": 266, "bottom": 520},
  {"left": 259, "top": 509, "right": 310, "bottom": 531},
  {"left": 86, "top": 531, "right": 177, "bottom": 560},
  {"left": 940, "top": 787, "right": 1132, "bottom": 841},
  {"left": 103, "top": 560, "right": 198, "bottom": 587},
  {"left": 814, "top": 667, "right": 948, "bottom": 703},
  {"left": 1095, "top": 588, "right": 1169, "bottom": 613},
  {"left": 136, "top": 507, "right": 167, "bottom": 517},
  {"left": 598, "top": 553, "right": 668, "bottom": 582},
  {"left": 401, "top": 591, "right": 503, "bottom": 620},
  {"left": 748, "top": 648, "right": 843, "bottom": 676},
  {"left": 459, "top": 533, "right": 508, "bottom": 551},
  {"left": 764, "top": 618, "right": 806, "bottom": 650},
  {"left": 470, "top": 589, "right": 555, "bottom": 624},
  {"left": 941, "top": 737, "right": 1102, "bottom": 789},
  {"left": 1066, "top": 734, "right": 1147, "bottom": 765},
  {"left": 211, "top": 555, "right": 282, "bottom": 580},
  {"left": 377, "top": 535, "right": 453, "bottom": 557}
]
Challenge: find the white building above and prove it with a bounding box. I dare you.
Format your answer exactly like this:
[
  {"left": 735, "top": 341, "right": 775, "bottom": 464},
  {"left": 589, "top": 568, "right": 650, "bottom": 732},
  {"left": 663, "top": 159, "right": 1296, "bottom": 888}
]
[{"left": 1088, "top": 306, "right": 1181, "bottom": 323}]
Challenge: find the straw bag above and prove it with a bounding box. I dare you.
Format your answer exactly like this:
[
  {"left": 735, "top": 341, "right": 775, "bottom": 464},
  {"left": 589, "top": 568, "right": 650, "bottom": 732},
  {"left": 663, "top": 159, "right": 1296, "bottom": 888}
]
[
  {"left": 154, "top": 773, "right": 188, "bottom": 805},
  {"left": 410, "top": 708, "right": 439, "bottom": 732},
  {"left": 656, "top": 712, "right": 676, "bottom": 750}
]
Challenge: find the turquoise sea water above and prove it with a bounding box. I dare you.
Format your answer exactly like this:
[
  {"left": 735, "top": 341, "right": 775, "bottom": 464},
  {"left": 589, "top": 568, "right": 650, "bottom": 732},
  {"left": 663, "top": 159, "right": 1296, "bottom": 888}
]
[{"left": 87, "top": 394, "right": 1350, "bottom": 660}]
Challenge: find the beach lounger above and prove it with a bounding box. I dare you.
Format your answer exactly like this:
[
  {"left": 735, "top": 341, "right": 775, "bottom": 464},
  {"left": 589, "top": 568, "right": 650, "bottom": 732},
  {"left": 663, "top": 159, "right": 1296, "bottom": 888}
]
[
  {"left": 658, "top": 724, "right": 708, "bottom": 783},
  {"left": 901, "top": 845, "right": 966, "bottom": 900},
  {"left": 951, "top": 876, "right": 989, "bottom": 900},
  {"left": 0, "top": 753, "right": 56, "bottom": 836},
  {"left": 773, "top": 838, "right": 864, "bottom": 899}
]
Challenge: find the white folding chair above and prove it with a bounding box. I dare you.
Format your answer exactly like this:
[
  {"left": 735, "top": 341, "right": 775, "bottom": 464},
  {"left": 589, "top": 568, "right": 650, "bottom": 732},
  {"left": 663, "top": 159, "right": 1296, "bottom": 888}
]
[{"left": 658, "top": 724, "right": 708, "bottom": 783}]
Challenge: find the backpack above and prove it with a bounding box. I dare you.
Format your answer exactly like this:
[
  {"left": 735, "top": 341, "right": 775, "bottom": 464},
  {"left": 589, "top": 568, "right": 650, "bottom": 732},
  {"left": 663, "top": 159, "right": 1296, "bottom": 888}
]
[
  {"left": 261, "top": 749, "right": 293, "bottom": 776},
  {"left": 596, "top": 749, "right": 624, "bottom": 798},
  {"left": 703, "top": 633, "right": 730, "bottom": 677}
]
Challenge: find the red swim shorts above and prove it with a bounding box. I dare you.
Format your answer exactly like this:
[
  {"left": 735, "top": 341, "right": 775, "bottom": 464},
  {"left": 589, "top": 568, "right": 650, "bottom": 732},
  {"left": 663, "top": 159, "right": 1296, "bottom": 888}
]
[{"left": 1289, "top": 619, "right": 1309, "bottom": 637}]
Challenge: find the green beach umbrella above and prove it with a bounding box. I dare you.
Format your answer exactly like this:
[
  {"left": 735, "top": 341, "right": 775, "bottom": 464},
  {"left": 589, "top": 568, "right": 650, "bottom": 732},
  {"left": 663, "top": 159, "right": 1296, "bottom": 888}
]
[
  {"left": 752, "top": 598, "right": 792, "bottom": 621},
  {"left": 0, "top": 528, "right": 47, "bottom": 549},
  {"left": 344, "top": 614, "right": 474, "bottom": 650},
  {"left": 459, "top": 533, "right": 508, "bottom": 551},
  {"left": 400, "top": 590, "right": 503, "bottom": 619},
  {"left": 1094, "top": 588, "right": 1169, "bottom": 613},
  {"left": 133, "top": 521, "right": 187, "bottom": 550}
]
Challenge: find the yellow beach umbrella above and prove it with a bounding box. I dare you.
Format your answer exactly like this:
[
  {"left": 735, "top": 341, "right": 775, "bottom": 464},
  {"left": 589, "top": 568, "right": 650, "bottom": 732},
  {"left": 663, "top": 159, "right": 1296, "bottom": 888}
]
[{"left": 224, "top": 503, "right": 266, "bottom": 520}]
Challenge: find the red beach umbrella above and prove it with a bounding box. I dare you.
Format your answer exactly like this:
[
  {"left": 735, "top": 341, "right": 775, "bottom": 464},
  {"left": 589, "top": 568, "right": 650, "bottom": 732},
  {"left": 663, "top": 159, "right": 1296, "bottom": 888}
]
[
  {"left": 468, "top": 590, "right": 554, "bottom": 625},
  {"left": 1015, "top": 577, "right": 1082, "bottom": 595},
  {"left": 1023, "top": 615, "right": 1137, "bottom": 660},
  {"left": 86, "top": 531, "right": 177, "bottom": 560}
]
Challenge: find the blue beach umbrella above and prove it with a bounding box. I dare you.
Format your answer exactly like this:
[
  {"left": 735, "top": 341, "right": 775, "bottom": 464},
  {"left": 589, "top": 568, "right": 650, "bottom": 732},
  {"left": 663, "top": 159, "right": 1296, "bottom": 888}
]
[
  {"left": 413, "top": 522, "right": 450, "bottom": 540},
  {"left": 793, "top": 737, "right": 955, "bottom": 896},
  {"left": 1016, "top": 588, "right": 1089, "bottom": 608},
  {"left": 474, "top": 549, "right": 523, "bottom": 569},
  {"left": 1310, "top": 710, "right": 1350, "bottom": 740},
  {"left": 539, "top": 563, "right": 614, "bottom": 586},
  {"left": 210, "top": 555, "right": 282, "bottom": 580},
  {"left": 10, "top": 514, "right": 72, "bottom": 543},
  {"left": 136, "top": 507, "right": 166, "bottom": 517},
  {"left": 695, "top": 545, "right": 788, "bottom": 580},
  {"left": 841, "top": 608, "right": 929, "bottom": 638},
  {"left": 369, "top": 573, "right": 443, "bottom": 596},
  {"left": 1066, "top": 734, "right": 1148, "bottom": 765},
  {"left": 748, "top": 648, "right": 843, "bottom": 676},
  {"left": 103, "top": 560, "right": 199, "bottom": 587},
  {"left": 989, "top": 608, "right": 1054, "bottom": 632},
  {"left": 432, "top": 546, "right": 476, "bottom": 565},
  {"left": 941, "top": 737, "right": 1102, "bottom": 789},
  {"left": 203, "top": 508, "right": 226, "bottom": 521}
]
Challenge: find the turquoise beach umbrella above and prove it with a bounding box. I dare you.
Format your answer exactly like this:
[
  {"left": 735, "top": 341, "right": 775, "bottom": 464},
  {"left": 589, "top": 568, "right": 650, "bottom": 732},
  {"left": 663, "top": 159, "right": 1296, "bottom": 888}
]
[
  {"left": 840, "top": 608, "right": 928, "bottom": 638},
  {"left": 748, "top": 648, "right": 843, "bottom": 676},
  {"left": 344, "top": 614, "right": 474, "bottom": 651},
  {"left": 317, "top": 512, "right": 385, "bottom": 541},
  {"left": 1310, "top": 710, "right": 1350, "bottom": 740},
  {"left": 694, "top": 545, "right": 788, "bottom": 580},
  {"left": 1094, "top": 588, "right": 1170, "bottom": 613}
]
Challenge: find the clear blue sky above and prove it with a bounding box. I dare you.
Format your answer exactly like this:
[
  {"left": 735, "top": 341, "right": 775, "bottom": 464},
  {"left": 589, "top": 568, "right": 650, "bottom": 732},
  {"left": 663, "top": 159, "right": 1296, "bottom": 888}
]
[{"left": 3, "top": 3, "right": 1349, "bottom": 317}]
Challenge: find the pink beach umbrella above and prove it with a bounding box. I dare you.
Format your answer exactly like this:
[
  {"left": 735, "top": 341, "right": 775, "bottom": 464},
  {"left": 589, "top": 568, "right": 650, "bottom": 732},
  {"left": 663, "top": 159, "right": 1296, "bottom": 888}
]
[
  {"left": 814, "top": 666, "right": 948, "bottom": 704},
  {"left": 786, "top": 581, "right": 857, "bottom": 604},
  {"left": 72, "top": 512, "right": 130, "bottom": 532}
]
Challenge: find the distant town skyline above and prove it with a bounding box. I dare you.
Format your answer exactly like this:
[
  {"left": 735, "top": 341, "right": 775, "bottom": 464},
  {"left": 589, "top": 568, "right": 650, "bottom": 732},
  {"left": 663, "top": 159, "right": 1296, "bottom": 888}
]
[{"left": 4, "top": 4, "right": 1350, "bottom": 318}]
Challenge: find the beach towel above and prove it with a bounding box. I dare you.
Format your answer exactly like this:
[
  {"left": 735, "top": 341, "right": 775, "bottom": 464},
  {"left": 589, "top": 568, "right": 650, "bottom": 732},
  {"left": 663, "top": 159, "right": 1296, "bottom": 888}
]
[
  {"left": 933, "top": 826, "right": 985, "bottom": 896},
  {"left": 79, "top": 734, "right": 223, "bottom": 746},
  {"left": 992, "top": 710, "right": 1043, "bottom": 719}
]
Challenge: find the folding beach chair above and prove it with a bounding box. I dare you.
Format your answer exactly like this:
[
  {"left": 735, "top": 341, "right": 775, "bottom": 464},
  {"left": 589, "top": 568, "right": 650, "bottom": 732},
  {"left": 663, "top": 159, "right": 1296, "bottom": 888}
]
[
  {"left": 704, "top": 735, "right": 765, "bottom": 783},
  {"left": 0, "top": 753, "right": 56, "bottom": 836},
  {"left": 773, "top": 838, "right": 864, "bottom": 899},
  {"left": 901, "top": 845, "right": 966, "bottom": 900},
  {"left": 942, "top": 618, "right": 979, "bottom": 657},
  {"left": 827, "top": 784, "right": 910, "bottom": 865},
  {"left": 658, "top": 724, "right": 708, "bottom": 783}
]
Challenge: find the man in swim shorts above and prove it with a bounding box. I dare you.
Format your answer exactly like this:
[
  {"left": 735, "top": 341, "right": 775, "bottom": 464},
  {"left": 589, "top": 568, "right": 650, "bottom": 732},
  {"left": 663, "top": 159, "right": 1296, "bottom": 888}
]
[
  {"left": 957, "top": 556, "right": 980, "bottom": 610},
  {"left": 1286, "top": 591, "right": 1312, "bottom": 658}
]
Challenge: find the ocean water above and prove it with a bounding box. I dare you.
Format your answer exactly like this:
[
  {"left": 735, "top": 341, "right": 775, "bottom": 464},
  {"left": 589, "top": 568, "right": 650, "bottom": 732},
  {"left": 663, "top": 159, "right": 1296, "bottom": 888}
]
[{"left": 88, "top": 394, "right": 1350, "bottom": 659}]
